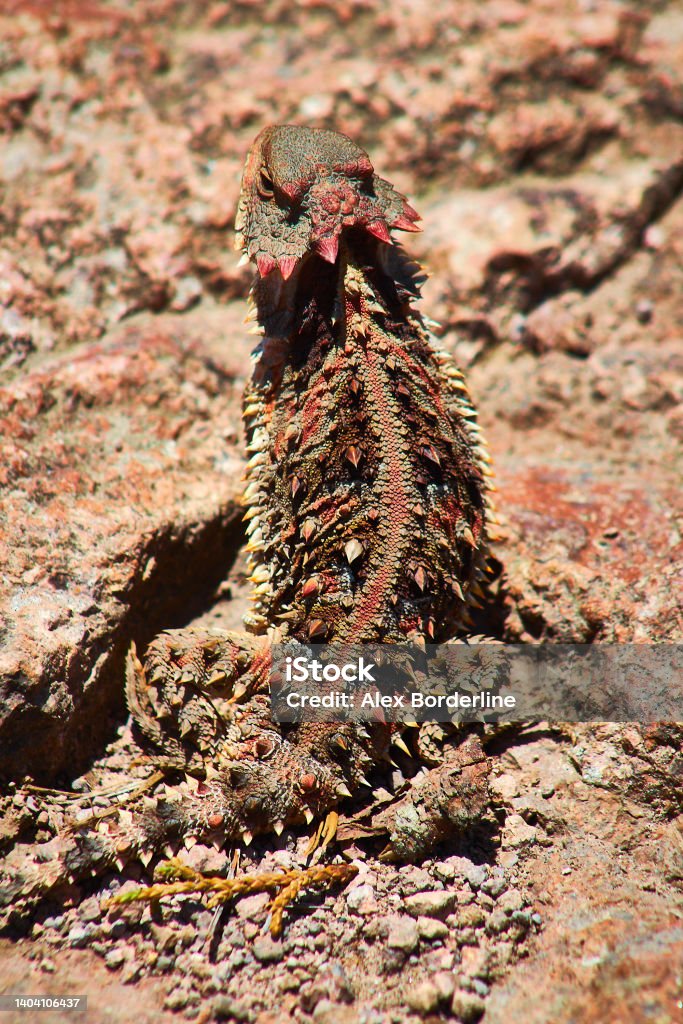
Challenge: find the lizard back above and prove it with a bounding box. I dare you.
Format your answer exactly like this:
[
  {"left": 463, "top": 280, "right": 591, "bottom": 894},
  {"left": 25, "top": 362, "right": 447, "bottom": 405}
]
[{"left": 236, "top": 126, "right": 494, "bottom": 644}]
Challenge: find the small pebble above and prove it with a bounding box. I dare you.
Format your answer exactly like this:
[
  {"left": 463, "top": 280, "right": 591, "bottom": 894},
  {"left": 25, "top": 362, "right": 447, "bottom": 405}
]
[
  {"left": 346, "top": 883, "right": 377, "bottom": 914},
  {"left": 451, "top": 990, "right": 486, "bottom": 1023},
  {"left": 312, "top": 1001, "right": 358, "bottom": 1024},
  {"left": 405, "top": 890, "right": 455, "bottom": 919},
  {"left": 458, "top": 906, "right": 485, "bottom": 929},
  {"left": 416, "top": 916, "right": 449, "bottom": 942},
  {"left": 635, "top": 299, "right": 653, "bottom": 324},
  {"left": 236, "top": 893, "right": 270, "bottom": 920},
  {"left": 485, "top": 908, "right": 509, "bottom": 936},
  {"left": 121, "top": 960, "right": 141, "bottom": 985},
  {"left": 456, "top": 861, "right": 487, "bottom": 890},
  {"left": 497, "top": 890, "right": 523, "bottom": 914},
  {"left": 253, "top": 936, "right": 284, "bottom": 963},
  {"left": 398, "top": 866, "right": 433, "bottom": 894},
  {"left": 149, "top": 923, "right": 177, "bottom": 953},
  {"left": 406, "top": 980, "right": 440, "bottom": 1014},
  {"left": 164, "top": 988, "right": 190, "bottom": 1011},
  {"left": 644, "top": 224, "right": 664, "bottom": 248},
  {"left": 104, "top": 948, "right": 126, "bottom": 971},
  {"left": 77, "top": 897, "right": 101, "bottom": 923},
  {"left": 502, "top": 813, "right": 537, "bottom": 850},
  {"left": 433, "top": 862, "right": 456, "bottom": 882},
  {"left": 43, "top": 916, "right": 65, "bottom": 931},
  {"left": 386, "top": 917, "right": 419, "bottom": 953},
  {"left": 480, "top": 871, "right": 507, "bottom": 898},
  {"left": 67, "top": 925, "right": 89, "bottom": 949},
  {"left": 107, "top": 919, "right": 128, "bottom": 940},
  {"left": 432, "top": 971, "right": 456, "bottom": 1003}
]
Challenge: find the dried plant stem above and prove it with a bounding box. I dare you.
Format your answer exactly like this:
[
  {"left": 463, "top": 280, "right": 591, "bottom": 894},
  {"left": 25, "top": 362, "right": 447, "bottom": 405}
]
[{"left": 105, "top": 859, "right": 358, "bottom": 936}]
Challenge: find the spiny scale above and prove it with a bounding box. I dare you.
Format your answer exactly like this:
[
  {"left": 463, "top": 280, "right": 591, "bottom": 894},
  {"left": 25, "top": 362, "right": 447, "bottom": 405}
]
[{"left": 241, "top": 150, "right": 494, "bottom": 645}]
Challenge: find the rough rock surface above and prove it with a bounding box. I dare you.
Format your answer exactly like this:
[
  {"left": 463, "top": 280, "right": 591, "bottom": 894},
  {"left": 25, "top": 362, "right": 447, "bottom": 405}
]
[
  {"left": 1, "top": 0, "right": 682, "bottom": 1022},
  {"left": 0, "top": 318, "right": 246, "bottom": 780}
]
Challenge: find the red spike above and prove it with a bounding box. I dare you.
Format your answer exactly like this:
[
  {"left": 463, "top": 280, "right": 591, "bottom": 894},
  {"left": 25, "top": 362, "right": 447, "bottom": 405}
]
[
  {"left": 315, "top": 235, "right": 339, "bottom": 263},
  {"left": 307, "top": 619, "right": 328, "bottom": 640},
  {"left": 421, "top": 444, "right": 441, "bottom": 466},
  {"left": 281, "top": 181, "right": 304, "bottom": 201},
  {"left": 366, "top": 220, "right": 392, "bottom": 244},
  {"left": 414, "top": 567, "right": 428, "bottom": 592},
  {"left": 392, "top": 214, "right": 421, "bottom": 232},
  {"left": 302, "top": 519, "right": 317, "bottom": 542},
  {"left": 403, "top": 201, "right": 421, "bottom": 221},
  {"left": 345, "top": 445, "right": 362, "bottom": 468},
  {"left": 278, "top": 255, "right": 298, "bottom": 280},
  {"left": 256, "top": 253, "right": 277, "bottom": 277},
  {"left": 301, "top": 577, "right": 320, "bottom": 598}
]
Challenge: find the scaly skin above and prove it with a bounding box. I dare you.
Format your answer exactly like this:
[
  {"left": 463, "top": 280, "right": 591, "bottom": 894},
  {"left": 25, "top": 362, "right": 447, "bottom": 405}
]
[
  {"left": 238, "top": 125, "right": 492, "bottom": 643},
  {"left": 0, "top": 126, "right": 494, "bottom": 928}
]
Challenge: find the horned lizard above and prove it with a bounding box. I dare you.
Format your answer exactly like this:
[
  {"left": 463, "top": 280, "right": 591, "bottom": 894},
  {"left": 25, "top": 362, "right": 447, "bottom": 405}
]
[{"left": 0, "top": 126, "right": 496, "bottom": 934}]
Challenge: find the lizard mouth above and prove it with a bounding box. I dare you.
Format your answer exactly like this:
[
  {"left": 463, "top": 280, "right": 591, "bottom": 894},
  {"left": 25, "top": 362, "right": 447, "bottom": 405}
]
[{"left": 249, "top": 187, "right": 420, "bottom": 282}]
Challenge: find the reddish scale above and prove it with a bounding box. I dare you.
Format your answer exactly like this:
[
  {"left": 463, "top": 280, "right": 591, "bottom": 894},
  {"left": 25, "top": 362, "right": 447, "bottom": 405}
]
[
  {"left": 299, "top": 376, "right": 331, "bottom": 448},
  {"left": 384, "top": 335, "right": 459, "bottom": 437}
]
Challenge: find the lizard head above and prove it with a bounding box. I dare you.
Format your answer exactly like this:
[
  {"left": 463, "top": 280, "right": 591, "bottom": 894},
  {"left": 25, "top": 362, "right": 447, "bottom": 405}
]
[{"left": 235, "top": 125, "right": 420, "bottom": 280}]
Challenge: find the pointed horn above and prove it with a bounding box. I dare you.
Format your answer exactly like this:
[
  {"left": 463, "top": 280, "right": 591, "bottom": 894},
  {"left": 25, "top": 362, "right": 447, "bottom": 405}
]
[
  {"left": 392, "top": 214, "right": 421, "bottom": 232},
  {"left": 366, "top": 220, "right": 392, "bottom": 243},
  {"left": 315, "top": 235, "right": 339, "bottom": 263},
  {"left": 256, "top": 253, "right": 277, "bottom": 277},
  {"left": 278, "top": 256, "right": 298, "bottom": 280}
]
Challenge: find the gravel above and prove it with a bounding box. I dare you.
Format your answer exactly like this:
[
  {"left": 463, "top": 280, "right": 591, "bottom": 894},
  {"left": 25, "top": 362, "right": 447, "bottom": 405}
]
[
  {"left": 404, "top": 890, "right": 456, "bottom": 919},
  {"left": 415, "top": 916, "right": 449, "bottom": 942},
  {"left": 252, "top": 937, "right": 284, "bottom": 963},
  {"left": 386, "top": 917, "right": 420, "bottom": 953}
]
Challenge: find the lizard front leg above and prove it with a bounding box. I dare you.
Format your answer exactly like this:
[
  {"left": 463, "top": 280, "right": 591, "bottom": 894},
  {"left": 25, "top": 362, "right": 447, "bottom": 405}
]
[{"left": 1, "top": 631, "right": 380, "bottom": 928}]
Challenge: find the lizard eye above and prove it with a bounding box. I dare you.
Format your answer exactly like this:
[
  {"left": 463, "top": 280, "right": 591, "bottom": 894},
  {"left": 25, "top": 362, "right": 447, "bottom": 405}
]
[{"left": 258, "top": 167, "right": 275, "bottom": 199}]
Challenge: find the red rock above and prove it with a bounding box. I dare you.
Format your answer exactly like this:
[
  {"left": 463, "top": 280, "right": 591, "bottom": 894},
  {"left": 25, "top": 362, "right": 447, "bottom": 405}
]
[{"left": 0, "top": 319, "right": 245, "bottom": 781}]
